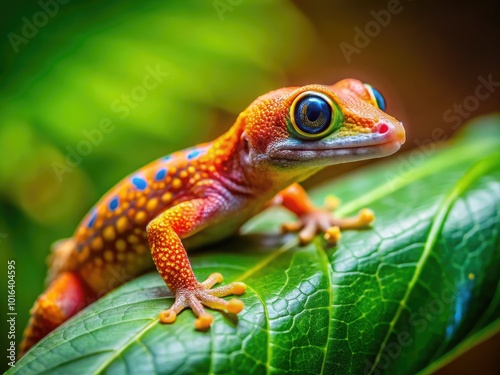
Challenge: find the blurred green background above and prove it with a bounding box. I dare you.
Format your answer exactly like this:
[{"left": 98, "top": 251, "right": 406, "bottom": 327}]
[{"left": 1, "top": 0, "right": 499, "bottom": 373}]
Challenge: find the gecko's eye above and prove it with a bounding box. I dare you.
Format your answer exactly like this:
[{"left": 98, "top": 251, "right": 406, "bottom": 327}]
[
  {"left": 290, "top": 92, "right": 336, "bottom": 139},
  {"left": 364, "top": 83, "right": 386, "bottom": 111}
]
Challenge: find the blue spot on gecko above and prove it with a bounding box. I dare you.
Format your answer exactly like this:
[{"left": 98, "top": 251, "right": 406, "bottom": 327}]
[
  {"left": 109, "top": 196, "right": 119, "bottom": 211},
  {"left": 187, "top": 150, "right": 202, "bottom": 159},
  {"left": 155, "top": 168, "right": 167, "bottom": 181},
  {"left": 87, "top": 211, "right": 97, "bottom": 228},
  {"left": 163, "top": 154, "right": 171, "bottom": 161},
  {"left": 132, "top": 176, "right": 147, "bottom": 190}
]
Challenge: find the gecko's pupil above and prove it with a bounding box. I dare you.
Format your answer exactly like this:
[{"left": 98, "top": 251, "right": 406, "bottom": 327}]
[
  {"left": 295, "top": 95, "right": 332, "bottom": 135},
  {"left": 306, "top": 101, "right": 321, "bottom": 121}
]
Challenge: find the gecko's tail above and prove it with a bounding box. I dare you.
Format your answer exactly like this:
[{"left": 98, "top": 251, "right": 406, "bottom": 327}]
[{"left": 19, "top": 272, "right": 91, "bottom": 357}]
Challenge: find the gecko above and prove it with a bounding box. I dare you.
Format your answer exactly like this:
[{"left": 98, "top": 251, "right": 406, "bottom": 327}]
[{"left": 20, "top": 78, "right": 405, "bottom": 356}]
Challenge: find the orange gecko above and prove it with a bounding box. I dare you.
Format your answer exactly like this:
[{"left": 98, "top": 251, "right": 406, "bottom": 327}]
[{"left": 20, "top": 79, "right": 405, "bottom": 355}]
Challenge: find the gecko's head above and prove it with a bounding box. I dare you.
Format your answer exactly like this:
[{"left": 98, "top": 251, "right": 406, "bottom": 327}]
[{"left": 239, "top": 78, "right": 405, "bottom": 180}]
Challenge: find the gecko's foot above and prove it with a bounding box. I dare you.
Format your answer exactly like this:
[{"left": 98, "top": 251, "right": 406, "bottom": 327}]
[
  {"left": 281, "top": 195, "right": 375, "bottom": 245},
  {"left": 159, "top": 272, "right": 246, "bottom": 330}
]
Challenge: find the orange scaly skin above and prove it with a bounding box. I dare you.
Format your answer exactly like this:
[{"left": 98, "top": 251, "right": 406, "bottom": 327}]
[{"left": 20, "top": 78, "right": 405, "bottom": 356}]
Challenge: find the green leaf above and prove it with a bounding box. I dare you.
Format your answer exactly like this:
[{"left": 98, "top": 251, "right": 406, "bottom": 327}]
[{"left": 10, "top": 115, "right": 500, "bottom": 375}]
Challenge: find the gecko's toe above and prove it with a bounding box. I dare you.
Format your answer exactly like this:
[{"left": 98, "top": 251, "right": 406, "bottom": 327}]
[
  {"left": 200, "top": 272, "right": 224, "bottom": 288},
  {"left": 194, "top": 313, "right": 213, "bottom": 330},
  {"left": 359, "top": 208, "right": 375, "bottom": 225},
  {"left": 231, "top": 282, "right": 246, "bottom": 295},
  {"left": 324, "top": 195, "right": 341, "bottom": 210},
  {"left": 159, "top": 309, "right": 178, "bottom": 324},
  {"left": 324, "top": 226, "right": 341, "bottom": 244},
  {"left": 281, "top": 221, "right": 303, "bottom": 233},
  {"left": 227, "top": 298, "right": 245, "bottom": 314},
  {"left": 159, "top": 296, "right": 187, "bottom": 324}
]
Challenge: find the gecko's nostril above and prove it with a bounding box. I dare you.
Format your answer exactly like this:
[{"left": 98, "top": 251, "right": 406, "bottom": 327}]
[{"left": 378, "top": 124, "right": 389, "bottom": 134}]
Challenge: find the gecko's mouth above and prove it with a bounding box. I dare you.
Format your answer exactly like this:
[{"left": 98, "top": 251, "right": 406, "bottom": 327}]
[
  {"left": 268, "top": 140, "right": 402, "bottom": 163},
  {"left": 267, "top": 125, "right": 405, "bottom": 165}
]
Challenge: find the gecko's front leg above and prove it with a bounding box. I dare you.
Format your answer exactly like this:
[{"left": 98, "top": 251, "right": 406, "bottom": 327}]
[{"left": 147, "top": 197, "right": 246, "bottom": 329}]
